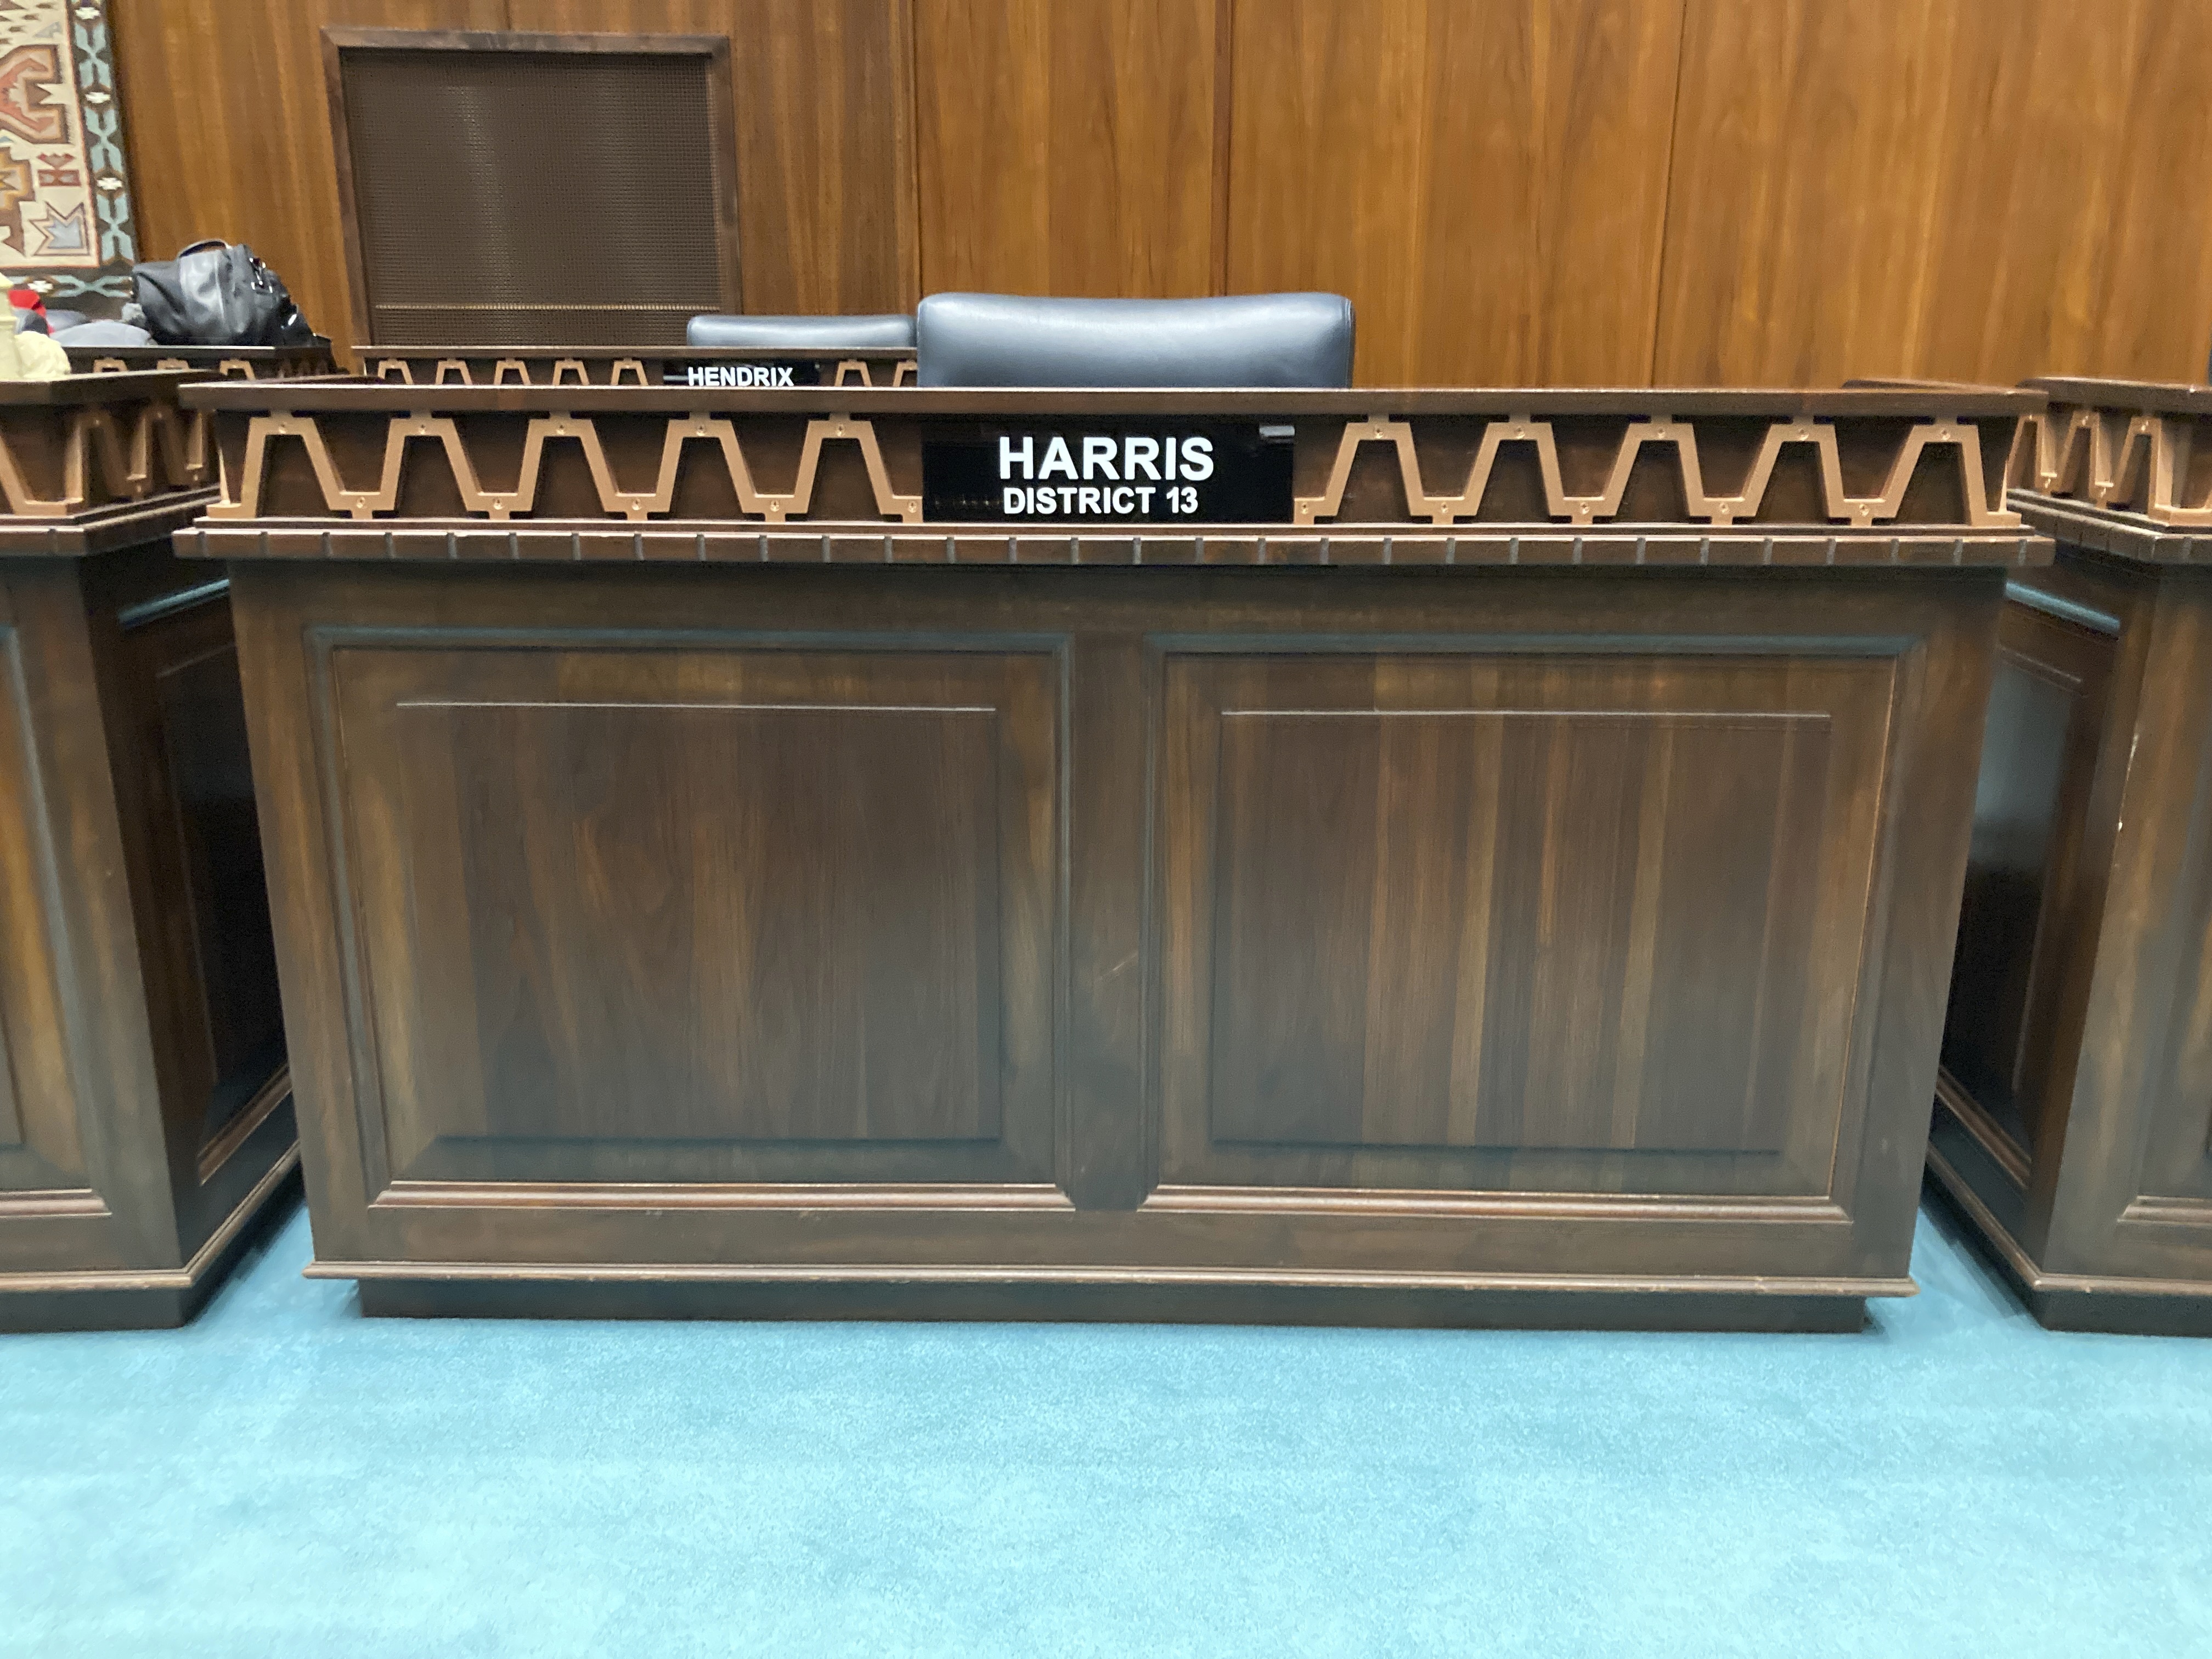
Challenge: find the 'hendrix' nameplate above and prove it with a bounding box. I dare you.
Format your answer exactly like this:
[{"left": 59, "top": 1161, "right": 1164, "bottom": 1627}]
[
  {"left": 922, "top": 423, "right": 1294, "bottom": 523},
  {"left": 665, "top": 360, "right": 833, "bottom": 387}
]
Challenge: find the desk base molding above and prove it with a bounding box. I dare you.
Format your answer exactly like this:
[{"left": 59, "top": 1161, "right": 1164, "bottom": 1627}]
[
  {"left": 333, "top": 1261, "right": 1904, "bottom": 1332},
  {"left": 0, "top": 1145, "right": 301, "bottom": 1331},
  {"left": 1927, "top": 1144, "right": 2212, "bottom": 1336}
]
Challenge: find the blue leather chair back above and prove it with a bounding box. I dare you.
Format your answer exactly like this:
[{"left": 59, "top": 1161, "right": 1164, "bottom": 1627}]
[
  {"left": 916, "top": 292, "right": 1355, "bottom": 388},
  {"left": 685, "top": 313, "right": 915, "bottom": 349}
]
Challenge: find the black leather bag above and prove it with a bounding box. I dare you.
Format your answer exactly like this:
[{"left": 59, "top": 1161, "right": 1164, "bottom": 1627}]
[{"left": 133, "top": 240, "right": 315, "bottom": 347}]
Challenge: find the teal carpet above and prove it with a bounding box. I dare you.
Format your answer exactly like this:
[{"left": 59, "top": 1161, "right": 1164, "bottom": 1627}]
[{"left": 4, "top": 1189, "right": 2210, "bottom": 1657}]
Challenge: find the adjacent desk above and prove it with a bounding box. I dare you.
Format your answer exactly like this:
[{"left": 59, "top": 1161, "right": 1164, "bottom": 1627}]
[
  {"left": 0, "top": 373, "right": 295, "bottom": 1329},
  {"left": 358, "top": 345, "right": 918, "bottom": 389},
  {"left": 1933, "top": 375, "right": 2212, "bottom": 1333},
  {"left": 70, "top": 341, "right": 339, "bottom": 381},
  {"left": 180, "top": 379, "right": 2046, "bottom": 1329}
]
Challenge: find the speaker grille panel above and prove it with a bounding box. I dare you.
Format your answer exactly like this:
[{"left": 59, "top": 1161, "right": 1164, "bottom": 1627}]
[{"left": 337, "top": 44, "right": 732, "bottom": 347}]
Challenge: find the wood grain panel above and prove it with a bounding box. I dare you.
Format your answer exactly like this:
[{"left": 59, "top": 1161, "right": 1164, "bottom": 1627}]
[
  {"left": 1224, "top": 0, "right": 1685, "bottom": 385},
  {"left": 1912, "top": 2, "right": 2212, "bottom": 386},
  {"left": 1940, "top": 617, "right": 2113, "bottom": 1162},
  {"left": 125, "top": 610, "right": 287, "bottom": 1151},
  {"left": 2106, "top": 584, "right": 2212, "bottom": 1214},
  {"left": 505, "top": 0, "right": 919, "bottom": 314},
  {"left": 328, "top": 639, "right": 1059, "bottom": 1189},
  {"left": 0, "top": 617, "right": 83, "bottom": 1190},
  {"left": 1206, "top": 707, "right": 1826, "bottom": 1153},
  {"left": 1652, "top": 0, "right": 1953, "bottom": 386},
  {"left": 915, "top": 0, "right": 1220, "bottom": 297},
  {"left": 1658, "top": 0, "right": 2212, "bottom": 386},
  {"left": 110, "top": 0, "right": 504, "bottom": 368},
  {"left": 93, "top": 566, "right": 295, "bottom": 1254},
  {"left": 1159, "top": 648, "right": 1897, "bottom": 1199}
]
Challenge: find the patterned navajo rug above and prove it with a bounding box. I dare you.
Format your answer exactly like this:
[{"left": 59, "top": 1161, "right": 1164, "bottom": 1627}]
[{"left": 0, "top": 0, "right": 137, "bottom": 311}]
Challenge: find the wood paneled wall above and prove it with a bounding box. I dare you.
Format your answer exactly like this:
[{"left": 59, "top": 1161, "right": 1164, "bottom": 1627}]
[
  {"left": 112, "top": 0, "right": 917, "bottom": 363},
  {"left": 110, "top": 0, "right": 2212, "bottom": 384},
  {"left": 1223, "top": 0, "right": 1684, "bottom": 385},
  {"left": 1655, "top": 0, "right": 2212, "bottom": 386},
  {"left": 503, "top": 0, "right": 917, "bottom": 317},
  {"left": 114, "top": 0, "right": 503, "bottom": 374},
  {"left": 914, "top": 0, "right": 1222, "bottom": 298}
]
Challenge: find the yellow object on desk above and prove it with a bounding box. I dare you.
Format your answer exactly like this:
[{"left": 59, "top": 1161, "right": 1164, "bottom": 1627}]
[{"left": 0, "top": 328, "right": 70, "bottom": 380}]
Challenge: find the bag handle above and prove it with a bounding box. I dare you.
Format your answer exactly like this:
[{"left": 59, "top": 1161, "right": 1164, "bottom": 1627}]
[{"left": 173, "top": 239, "right": 230, "bottom": 259}]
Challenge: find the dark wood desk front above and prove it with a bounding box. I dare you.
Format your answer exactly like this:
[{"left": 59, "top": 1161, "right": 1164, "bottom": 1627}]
[
  {"left": 1933, "top": 376, "right": 2212, "bottom": 1333},
  {"left": 179, "top": 380, "right": 2046, "bottom": 1329},
  {"left": 0, "top": 373, "right": 295, "bottom": 1330}
]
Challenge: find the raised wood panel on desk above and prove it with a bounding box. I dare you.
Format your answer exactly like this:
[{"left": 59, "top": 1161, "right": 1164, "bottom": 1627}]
[
  {"left": 2083, "top": 578, "right": 2212, "bottom": 1223},
  {"left": 1160, "top": 654, "right": 1888, "bottom": 1199},
  {"left": 1657, "top": 0, "right": 2212, "bottom": 386},
  {"left": 0, "top": 592, "right": 88, "bottom": 1194},
  {"left": 0, "top": 563, "right": 166, "bottom": 1265},
  {"left": 105, "top": 582, "right": 289, "bottom": 1214},
  {"left": 110, "top": 0, "right": 503, "bottom": 368},
  {"left": 506, "top": 0, "right": 919, "bottom": 315},
  {"left": 325, "top": 637, "right": 1057, "bottom": 1191},
  {"left": 1940, "top": 599, "right": 2115, "bottom": 1172},
  {"left": 915, "top": 0, "right": 1219, "bottom": 298},
  {"left": 72, "top": 554, "right": 294, "bottom": 1256},
  {"left": 1224, "top": 0, "right": 1683, "bottom": 386}
]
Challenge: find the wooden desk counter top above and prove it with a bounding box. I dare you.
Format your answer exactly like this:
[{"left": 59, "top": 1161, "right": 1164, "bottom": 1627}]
[{"left": 191, "top": 383, "right": 2038, "bottom": 1328}]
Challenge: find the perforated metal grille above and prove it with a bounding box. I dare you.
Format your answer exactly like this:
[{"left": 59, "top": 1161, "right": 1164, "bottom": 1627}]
[{"left": 338, "top": 46, "right": 731, "bottom": 347}]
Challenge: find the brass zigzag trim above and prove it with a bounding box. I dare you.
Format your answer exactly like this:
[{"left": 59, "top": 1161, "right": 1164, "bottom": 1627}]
[
  {"left": 2006, "top": 407, "right": 2212, "bottom": 527},
  {"left": 0, "top": 402, "right": 210, "bottom": 517},
  {"left": 211, "top": 410, "right": 923, "bottom": 524},
  {"left": 1295, "top": 413, "right": 2017, "bottom": 529}
]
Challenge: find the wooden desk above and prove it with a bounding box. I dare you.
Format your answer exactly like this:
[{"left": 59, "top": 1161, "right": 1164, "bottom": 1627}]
[
  {"left": 180, "top": 379, "right": 2045, "bottom": 1329},
  {"left": 0, "top": 374, "right": 295, "bottom": 1330},
  {"left": 1932, "top": 375, "right": 2212, "bottom": 1333},
  {"left": 69, "top": 342, "right": 339, "bottom": 381},
  {"left": 358, "top": 345, "right": 917, "bottom": 389}
]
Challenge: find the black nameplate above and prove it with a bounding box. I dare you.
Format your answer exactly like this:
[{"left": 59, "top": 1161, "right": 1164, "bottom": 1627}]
[
  {"left": 922, "top": 422, "right": 1294, "bottom": 523},
  {"left": 664, "top": 360, "right": 830, "bottom": 388}
]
